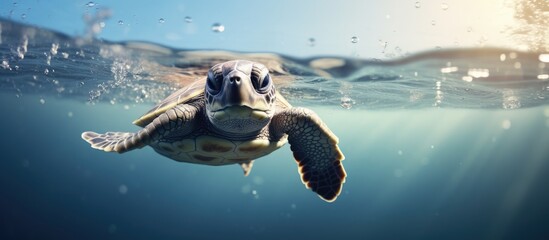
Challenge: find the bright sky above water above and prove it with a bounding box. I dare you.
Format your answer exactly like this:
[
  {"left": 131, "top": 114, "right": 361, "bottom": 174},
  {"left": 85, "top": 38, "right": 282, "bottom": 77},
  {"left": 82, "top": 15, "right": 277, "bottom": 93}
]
[{"left": 1, "top": 0, "right": 522, "bottom": 58}]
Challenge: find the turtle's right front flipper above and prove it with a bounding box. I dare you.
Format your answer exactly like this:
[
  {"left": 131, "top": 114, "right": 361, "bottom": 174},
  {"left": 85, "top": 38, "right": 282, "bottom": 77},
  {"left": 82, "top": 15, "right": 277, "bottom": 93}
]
[
  {"left": 81, "top": 130, "right": 151, "bottom": 153},
  {"left": 82, "top": 103, "right": 200, "bottom": 153}
]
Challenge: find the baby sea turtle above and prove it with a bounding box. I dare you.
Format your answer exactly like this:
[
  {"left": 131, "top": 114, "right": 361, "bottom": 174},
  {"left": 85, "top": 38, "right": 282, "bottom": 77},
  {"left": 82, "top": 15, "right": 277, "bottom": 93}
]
[{"left": 81, "top": 60, "right": 346, "bottom": 202}]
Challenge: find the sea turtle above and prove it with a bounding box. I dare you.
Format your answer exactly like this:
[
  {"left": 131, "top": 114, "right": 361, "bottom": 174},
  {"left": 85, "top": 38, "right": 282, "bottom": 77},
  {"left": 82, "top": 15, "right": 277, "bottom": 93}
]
[{"left": 81, "top": 60, "right": 346, "bottom": 202}]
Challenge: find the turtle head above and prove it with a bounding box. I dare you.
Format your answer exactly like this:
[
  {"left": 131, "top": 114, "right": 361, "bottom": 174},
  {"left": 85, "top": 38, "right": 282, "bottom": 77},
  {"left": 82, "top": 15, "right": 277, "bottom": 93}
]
[{"left": 204, "top": 60, "right": 276, "bottom": 135}]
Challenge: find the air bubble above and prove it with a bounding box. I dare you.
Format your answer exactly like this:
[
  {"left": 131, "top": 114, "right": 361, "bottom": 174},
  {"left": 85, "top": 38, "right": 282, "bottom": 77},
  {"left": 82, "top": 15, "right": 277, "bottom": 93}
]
[
  {"left": 462, "top": 76, "right": 473, "bottom": 82},
  {"left": 16, "top": 37, "right": 28, "bottom": 59},
  {"left": 379, "top": 40, "right": 388, "bottom": 53},
  {"left": 50, "top": 43, "right": 59, "bottom": 55},
  {"left": 158, "top": 18, "right": 165, "bottom": 24},
  {"left": 502, "top": 90, "right": 521, "bottom": 109},
  {"left": 351, "top": 36, "right": 359, "bottom": 44},
  {"left": 251, "top": 190, "right": 259, "bottom": 199},
  {"left": 117, "top": 20, "right": 124, "bottom": 25},
  {"left": 441, "top": 3, "right": 449, "bottom": 10},
  {"left": 119, "top": 184, "right": 128, "bottom": 194},
  {"left": 20, "top": 13, "right": 26, "bottom": 19},
  {"left": 500, "top": 54, "right": 506, "bottom": 61},
  {"left": 85, "top": 1, "right": 96, "bottom": 7},
  {"left": 501, "top": 119, "right": 511, "bottom": 129},
  {"left": 340, "top": 96, "right": 354, "bottom": 109},
  {"left": 415, "top": 1, "right": 421, "bottom": 8},
  {"left": 308, "top": 38, "right": 316, "bottom": 47},
  {"left": 184, "top": 16, "right": 193, "bottom": 23},
  {"left": 539, "top": 54, "right": 549, "bottom": 63},
  {"left": 39, "top": 98, "right": 45, "bottom": 104},
  {"left": 211, "top": 23, "right": 225, "bottom": 32},
  {"left": 1, "top": 60, "right": 8, "bottom": 69}
]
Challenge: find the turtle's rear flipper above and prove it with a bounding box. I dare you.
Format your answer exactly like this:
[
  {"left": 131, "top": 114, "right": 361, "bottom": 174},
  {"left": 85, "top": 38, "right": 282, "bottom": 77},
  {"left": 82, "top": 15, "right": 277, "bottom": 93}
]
[
  {"left": 239, "top": 161, "right": 254, "bottom": 176},
  {"left": 81, "top": 131, "right": 147, "bottom": 153}
]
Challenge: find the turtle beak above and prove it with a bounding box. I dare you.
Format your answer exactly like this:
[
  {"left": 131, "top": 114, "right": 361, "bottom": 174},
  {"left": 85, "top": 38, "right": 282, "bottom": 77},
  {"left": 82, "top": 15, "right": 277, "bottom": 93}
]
[{"left": 222, "top": 70, "right": 255, "bottom": 108}]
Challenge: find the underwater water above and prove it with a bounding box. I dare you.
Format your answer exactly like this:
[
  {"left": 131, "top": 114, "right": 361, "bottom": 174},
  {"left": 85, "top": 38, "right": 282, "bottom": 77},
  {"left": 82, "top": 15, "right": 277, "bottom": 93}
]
[{"left": 1, "top": 15, "right": 549, "bottom": 240}]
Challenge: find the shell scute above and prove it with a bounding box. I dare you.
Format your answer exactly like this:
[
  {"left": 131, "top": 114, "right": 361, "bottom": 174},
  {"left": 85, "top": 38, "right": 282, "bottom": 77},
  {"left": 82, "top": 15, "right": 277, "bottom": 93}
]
[{"left": 133, "top": 79, "right": 206, "bottom": 127}]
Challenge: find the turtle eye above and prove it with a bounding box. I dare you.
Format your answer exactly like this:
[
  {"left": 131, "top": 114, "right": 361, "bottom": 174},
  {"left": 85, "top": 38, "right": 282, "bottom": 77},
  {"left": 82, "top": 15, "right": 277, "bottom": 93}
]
[
  {"left": 207, "top": 71, "right": 223, "bottom": 95},
  {"left": 251, "top": 70, "right": 271, "bottom": 93},
  {"left": 259, "top": 74, "right": 271, "bottom": 92},
  {"left": 250, "top": 70, "right": 260, "bottom": 88}
]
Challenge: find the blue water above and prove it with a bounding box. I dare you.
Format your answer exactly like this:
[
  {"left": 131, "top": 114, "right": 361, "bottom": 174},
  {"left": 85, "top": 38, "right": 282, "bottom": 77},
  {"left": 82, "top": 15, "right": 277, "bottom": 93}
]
[{"left": 1, "top": 18, "right": 549, "bottom": 240}]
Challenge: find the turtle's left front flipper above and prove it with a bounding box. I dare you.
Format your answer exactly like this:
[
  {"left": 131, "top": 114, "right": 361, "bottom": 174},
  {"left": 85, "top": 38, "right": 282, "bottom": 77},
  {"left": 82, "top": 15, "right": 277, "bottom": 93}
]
[{"left": 271, "top": 107, "right": 346, "bottom": 202}]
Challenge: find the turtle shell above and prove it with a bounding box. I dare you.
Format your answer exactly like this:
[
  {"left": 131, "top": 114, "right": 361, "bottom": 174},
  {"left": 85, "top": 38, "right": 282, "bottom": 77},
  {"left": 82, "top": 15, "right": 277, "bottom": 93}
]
[{"left": 133, "top": 78, "right": 206, "bottom": 127}]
